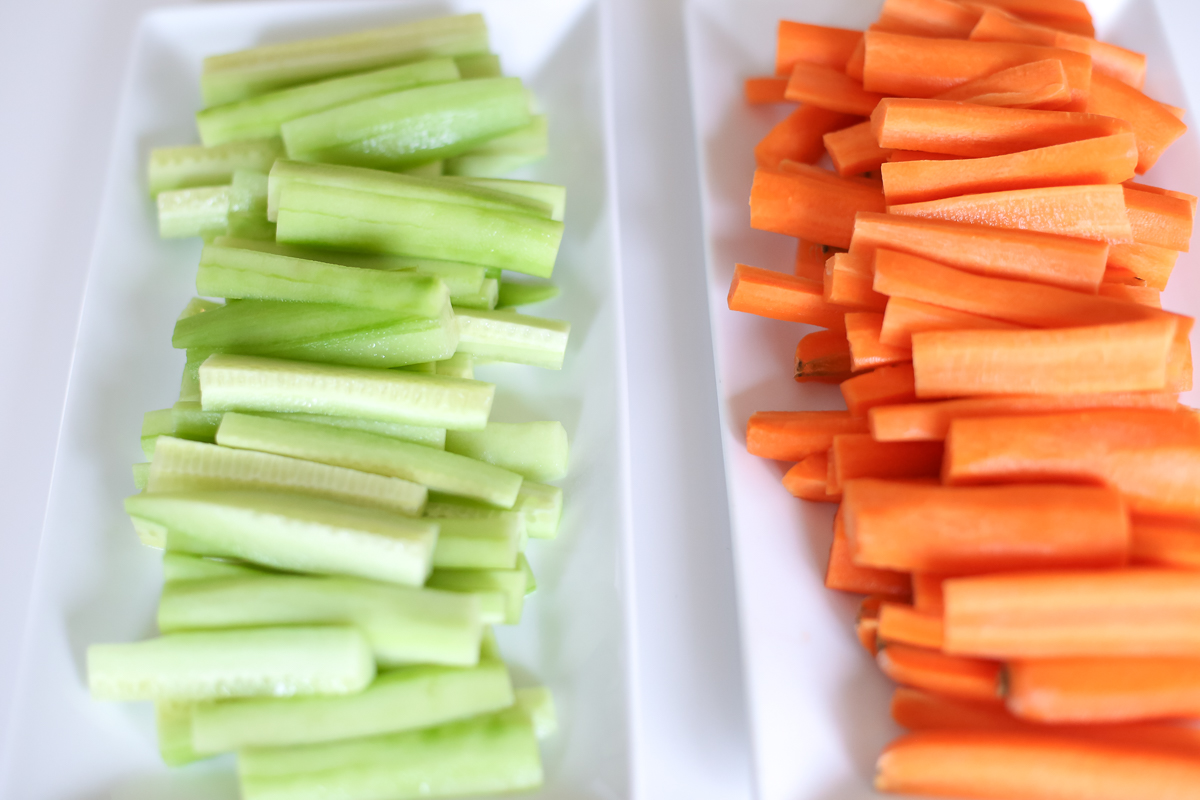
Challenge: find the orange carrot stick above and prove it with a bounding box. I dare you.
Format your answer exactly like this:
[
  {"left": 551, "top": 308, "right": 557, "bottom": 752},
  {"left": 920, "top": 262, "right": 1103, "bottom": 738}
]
[
  {"left": 1007, "top": 656, "right": 1200, "bottom": 724},
  {"left": 825, "top": 252, "right": 888, "bottom": 311},
  {"left": 983, "top": 0, "right": 1094, "bottom": 26},
  {"left": 750, "top": 168, "right": 885, "bottom": 249},
  {"left": 795, "top": 329, "right": 856, "bottom": 383},
  {"left": 911, "top": 318, "right": 1179, "bottom": 398},
  {"left": 881, "top": 134, "right": 1138, "bottom": 205},
  {"left": 858, "top": 596, "right": 885, "bottom": 655},
  {"left": 877, "top": 643, "right": 1003, "bottom": 703},
  {"left": 1108, "top": 242, "right": 1180, "bottom": 291},
  {"left": 829, "top": 434, "right": 943, "bottom": 492},
  {"left": 747, "top": 410, "right": 869, "bottom": 461},
  {"left": 754, "top": 104, "right": 859, "bottom": 170},
  {"left": 1097, "top": 283, "right": 1162, "bottom": 308},
  {"left": 933, "top": 59, "right": 1070, "bottom": 109},
  {"left": 795, "top": 238, "right": 845, "bottom": 281},
  {"left": 876, "top": 730, "right": 1200, "bottom": 799},
  {"left": 869, "top": 392, "right": 1181, "bottom": 442},
  {"left": 1087, "top": 72, "right": 1187, "bottom": 174},
  {"left": 880, "top": 297, "right": 1024, "bottom": 349},
  {"left": 728, "top": 264, "right": 850, "bottom": 327},
  {"left": 888, "top": 150, "right": 963, "bottom": 163},
  {"left": 1124, "top": 185, "right": 1194, "bottom": 252},
  {"left": 912, "top": 574, "right": 946, "bottom": 614},
  {"left": 846, "top": 312, "right": 912, "bottom": 371},
  {"left": 943, "top": 569, "right": 1200, "bottom": 658},
  {"left": 744, "top": 76, "right": 791, "bottom": 105},
  {"left": 785, "top": 62, "right": 887, "bottom": 116},
  {"left": 776, "top": 20, "right": 863, "bottom": 76},
  {"left": 862, "top": 32, "right": 1093, "bottom": 108},
  {"left": 840, "top": 363, "right": 918, "bottom": 417},
  {"left": 875, "top": 0, "right": 983, "bottom": 39},
  {"left": 843, "top": 479, "right": 1129, "bottom": 573},
  {"left": 845, "top": 36, "right": 867, "bottom": 81},
  {"left": 1132, "top": 517, "right": 1200, "bottom": 569},
  {"left": 850, "top": 212, "right": 1109, "bottom": 292},
  {"left": 873, "top": 98, "right": 1132, "bottom": 158},
  {"left": 827, "top": 509, "right": 912, "bottom": 598},
  {"left": 782, "top": 452, "right": 839, "bottom": 502},
  {"left": 824, "top": 121, "right": 893, "bottom": 177},
  {"left": 878, "top": 603, "right": 946, "bottom": 649},
  {"left": 1126, "top": 181, "right": 1198, "bottom": 215}
]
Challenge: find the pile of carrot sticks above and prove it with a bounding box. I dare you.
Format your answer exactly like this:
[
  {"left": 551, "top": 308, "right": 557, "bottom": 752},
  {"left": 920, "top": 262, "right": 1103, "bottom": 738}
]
[{"left": 733, "top": 1, "right": 1200, "bottom": 797}]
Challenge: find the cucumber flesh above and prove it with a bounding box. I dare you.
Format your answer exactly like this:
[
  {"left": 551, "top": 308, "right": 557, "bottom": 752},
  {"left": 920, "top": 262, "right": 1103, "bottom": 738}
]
[
  {"left": 162, "top": 552, "right": 263, "bottom": 583},
  {"left": 435, "top": 353, "right": 475, "bottom": 380},
  {"left": 125, "top": 489, "right": 437, "bottom": 586},
  {"left": 443, "top": 115, "right": 549, "bottom": 178},
  {"left": 454, "top": 52, "right": 502, "bottom": 79},
  {"left": 158, "top": 574, "right": 483, "bottom": 668},
  {"left": 281, "top": 78, "right": 532, "bottom": 171},
  {"left": 426, "top": 564, "right": 527, "bottom": 625},
  {"left": 520, "top": 553, "right": 537, "bottom": 595},
  {"left": 157, "top": 186, "right": 231, "bottom": 239},
  {"left": 172, "top": 401, "right": 223, "bottom": 441},
  {"left": 197, "top": 58, "right": 461, "bottom": 146},
  {"left": 445, "top": 421, "right": 568, "bottom": 482},
  {"left": 179, "top": 297, "right": 224, "bottom": 320},
  {"left": 87, "top": 626, "right": 375, "bottom": 702},
  {"left": 431, "top": 515, "right": 523, "bottom": 569},
  {"left": 147, "top": 436, "right": 427, "bottom": 516},
  {"left": 443, "top": 176, "right": 565, "bottom": 222},
  {"left": 426, "top": 480, "right": 562, "bottom": 540},
  {"left": 497, "top": 279, "right": 561, "bottom": 309},
  {"left": 198, "top": 353, "right": 493, "bottom": 430},
  {"left": 514, "top": 686, "right": 557, "bottom": 740},
  {"left": 216, "top": 412, "right": 521, "bottom": 508},
  {"left": 454, "top": 308, "right": 570, "bottom": 370},
  {"left": 253, "top": 411, "right": 446, "bottom": 449},
  {"left": 156, "top": 701, "right": 206, "bottom": 766},
  {"left": 451, "top": 277, "right": 499, "bottom": 310},
  {"left": 142, "top": 408, "right": 176, "bottom": 459},
  {"left": 148, "top": 138, "right": 283, "bottom": 195},
  {"left": 132, "top": 462, "right": 151, "bottom": 491},
  {"left": 237, "top": 706, "right": 542, "bottom": 800},
  {"left": 191, "top": 658, "right": 512, "bottom": 753},
  {"left": 180, "top": 353, "right": 204, "bottom": 402}
]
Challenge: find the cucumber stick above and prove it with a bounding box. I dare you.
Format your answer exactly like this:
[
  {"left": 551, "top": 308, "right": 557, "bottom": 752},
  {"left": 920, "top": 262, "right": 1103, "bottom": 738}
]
[
  {"left": 454, "top": 308, "right": 570, "bottom": 369},
  {"left": 125, "top": 489, "right": 437, "bottom": 586},
  {"left": 445, "top": 421, "right": 568, "bottom": 482},
  {"left": 200, "top": 14, "right": 489, "bottom": 106},
  {"left": 426, "top": 562, "right": 528, "bottom": 625},
  {"left": 196, "top": 243, "right": 449, "bottom": 317},
  {"left": 454, "top": 52, "right": 502, "bottom": 79},
  {"left": 431, "top": 515, "right": 523, "bottom": 569},
  {"left": 198, "top": 354, "right": 493, "bottom": 430},
  {"left": 158, "top": 574, "right": 483, "bottom": 668},
  {"left": 171, "top": 401, "right": 223, "bottom": 441},
  {"left": 147, "top": 436, "right": 427, "bottom": 516},
  {"left": 197, "top": 58, "right": 461, "bottom": 146},
  {"left": 88, "top": 626, "right": 374, "bottom": 701},
  {"left": 156, "top": 702, "right": 206, "bottom": 766},
  {"left": 275, "top": 182, "right": 563, "bottom": 277},
  {"left": 157, "top": 186, "right": 231, "bottom": 239},
  {"left": 426, "top": 480, "right": 562, "bottom": 540},
  {"left": 216, "top": 412, "right": 521, "bottom": 508},
  {"left": 281, "top": 78, "right": 531, "bottom": 171},
  {"left": 444, "top": 115, "right": 549, "bottom": 178},
  {"left": 497, "top": 279, "right": 561, "bottom": 309},
  {"left": 453, "top": 277, "right": 499, "bottom": 310},
  {"left": 162, "top": 552, "right": 262, "bottom": 583},
  {"left": 515, "top": 686, "right": 557, "bottom": 740},
  {"left": 132, "top": 462, "right": 151, "bottom": 491},
  {"left": 148, "top": 138, "right": 283, "bottom": 195},
  {"left": 191, "top": 659, "right": 513, "bottom": 753},
  {"left": 141, "top": 408, "right": 175, "bottom": 459},
  {"left": 443, "top": 176, "right": 565, "bottom": 222},
  {"left": 237, "top": 707, "right": 542, "bottom": 800}
]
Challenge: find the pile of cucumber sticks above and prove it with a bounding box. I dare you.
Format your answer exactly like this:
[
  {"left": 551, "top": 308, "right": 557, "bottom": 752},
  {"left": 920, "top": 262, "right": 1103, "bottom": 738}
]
[{"left": 88, "top": 13, "right": 571, "bottom": 799}]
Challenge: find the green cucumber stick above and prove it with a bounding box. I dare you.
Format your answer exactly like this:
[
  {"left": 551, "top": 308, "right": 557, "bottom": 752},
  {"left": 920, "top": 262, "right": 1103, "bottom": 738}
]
[
  {"left": 162, "top": 552, "right": 262, "bottom": 584},
  {"left": 444, "top": 115, "right": 549, "bottom": 178},
  {"left": 191, "top": 659, "right": 513, "bottom": 754},
  {"left": 148, "top": 138, "right": 283, "bottom": 195},
  {"left": 156, "top": 186, "right": 231, "bottom": 239},
  {"left": 141, "top": 408, "right": 175, "bottom": 460},
  {"left": 454, "top": 52, "right": 502, "bottom": 78},
  {"left": 431, "top": 515, "right": 523, "bottom": 570},
  {"left": 454, "top": 308, "right": 570, "bottom": 369},
  {"left": 157, "top": 574, "right": 483, "bottom": 668},
  {"left": 200, "top": 14, "right": 489, "bottom": 106},
  {"left": 445, "top": 421, "right": 568, "bottom": 482},
  {"left": 125, "top": 489, "right": 437, "bottom": 586},
  {"left": 197, "top": 58, "right": 461, "bottom": 146},
  {"left": 237, "top": 707, "right": 543, "bottom": 800},
  {"left": 497, "top": 279, "right": 561, "bottom": 309},
  {"left": 281, "top": 78, "right": 532, "bottom": 171},
  {"left": 435, "top": 353, "right": 475, "bottom": 380},
  {"left": 452, "top": 277, "right": 499, "bottom": 310},
  {"left": 216, "top": 412, "right": 521, "bottom": 508},
  {"left": 515, "top": 686, "right": 557, "bottom": 740},
  {"left": 426, "top": 480, "right": 563, "bottom": 540},
  {"left": 132, "top": 463, "right": 150, "bottom": 492},
  {"left": 443, "top": 176, "right": 565, "bottom": 221},
  {"left": 252, "top": 411, "right": 446, "bottom": 450},
  {"left": 426, "top": 563, "right": 528, "bottom": 625},
  {"left": 155, "top": 702, "right": 206, "bottom": 766},
  {"left": 88, "top": 626, "right": 374, "bottom": 702},
  {"left": 198, "top": 353, "right": 494, "bottom": 429}
]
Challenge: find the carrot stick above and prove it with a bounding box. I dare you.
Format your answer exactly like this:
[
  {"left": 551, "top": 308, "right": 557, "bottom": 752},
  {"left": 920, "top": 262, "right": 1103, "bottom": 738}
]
[
  {"left": 851, "top": 212, "right": 1110, "bottom": 291},
  {"left": 845, "top": 36, "right": 867, "bottom": 81},
  {"left": 878, "top": 603, "right": 946, "bottom": 649},
  {"left": 875, "top": 0, "right": 982, "bottom": 39},
  {"left": 825, "top": 252, "right": 888, "bottom": 311},
  {"left": 827, "top": 508, "right": 912, "bottom": 598},
  {"left": 982, "top": 0, "right": 1094, "bottom": 26},
  {"left": 750, "top": 168, "right": 885, "bottom": 249},
  {"left": 1007, "top": 656, "right": 1200, "bottom": 724},
  {"left": 795, "top": 329, "right": 856, "bottom": 383},
  {"left": 782, "top": 452, "right": 839, "bottom": 502},
  {"left": 880, "top": 133, "right": 1139, "bottom": 206},
  {"left": 877, "top": 643, "right": 1003, "bottom": 703},
  {"left": 1103, "top": 264, "right": 1144, "bottom": 286},
  {"left": 1108, "top": 242, "right": 1180, "bottom": 291},
  {"left": 858, "top": 596, "right": 885, "bottom": 655},
  {"left": 776, "top": 20, "right": 863, "bottom": 76},
  {"left": 1131, "top": 517, "right": 1200, "bottom": 569},
  {"left": 1126, "top": 181, "right": 1198, "bottom": 215},
  {"left": 880, "top": 297, "right": 1024, "bottom": 349},
  {"left": 870, "top": 392, "right": 1181, "bottom": 442},
  {"left": 872, "top": 98, "right": 1132, "bottom": 158},
  {"left": 888, "top": 184, "right": 1135, "bottom": 244},
  {"left": 933, "top": 59, "right": 1070, "bottom": 109},
  {"left": 912, "top": 574, "right": 946, "bottom": 613},
  {"left": 911, "top": 318, "right": 1179, "bottom": 398},
  {"left": 745, "top": 76, "right": 791, "bottom": 105},
  {"left": 785, "top": 62, "right": 887, "bottom": 117},
  {"left": 829, "top": 434, "right": 943, "bottom": 492},
  {"left": 943, "top": 569, "right": 1200, "bottom": 658},
  {"left": 728, "top": 263, "right": 851, "bottom": 327},
  {"left": 876, "top": 730, "right": 1200, "bottom": 799},
  {"left": 754, "top": 104, "right": 859, "bottom": 170},
  {"left": 747, "top": 410, "right": 869, "bottom": 461},
  {"left": 1087, "top": 72, "right": 1188, "bottom": 174},
  {"left": 888, "top": 150, "right": 963, "bottom": 163},
  {"left": 1124, "top": 185, "right": 1195, "bottom": 252},
  {"left": 843, "top": 478, "right": 1129, "bottom": 573},
  {"left": 840, "top": 363, "right": 918, "bottom": 417},
  {"left": 1097, "top": 283, "right": 1162, "bottom": 308},
  {"left": 824, "top": 121, "right": 893, "bottom": 177},
  {"left": 862, "top": 32, "right": 1093, "bottom": 109},
  {"left": 795, "top": 238, "right": 845, "bottom": 281},
  {"left": 846, "top": 312, "right": 912, "bottom": 371}
]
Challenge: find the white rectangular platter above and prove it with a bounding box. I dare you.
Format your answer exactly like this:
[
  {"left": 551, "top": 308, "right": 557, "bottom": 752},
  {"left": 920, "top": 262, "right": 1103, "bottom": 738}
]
[
  {"left": 0, "top": 2, "right": 635, "bottom": 798},
  {"left": 684, "top": 0, "right": 1200, "bottom": 797}
]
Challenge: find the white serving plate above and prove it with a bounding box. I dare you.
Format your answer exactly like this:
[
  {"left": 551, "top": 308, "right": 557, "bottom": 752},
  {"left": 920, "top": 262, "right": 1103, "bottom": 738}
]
[
  {"left": 0, "top": 2, "right": 635, "bottom": 798},
  {"left": 684, "top": 0, "right": 1200, "bottom": 797}
]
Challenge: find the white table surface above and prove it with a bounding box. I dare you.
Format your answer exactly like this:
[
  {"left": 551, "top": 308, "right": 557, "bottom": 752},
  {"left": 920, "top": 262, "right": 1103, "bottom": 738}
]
[{"left": 0, "top": 0, "right": 752, "bottom": 796}]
